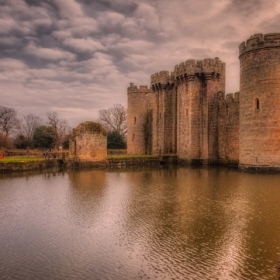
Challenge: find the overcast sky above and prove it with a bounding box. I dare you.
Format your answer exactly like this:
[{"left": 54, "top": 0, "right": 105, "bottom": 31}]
[{"left": 1, "top": 0, "right": 280, "bottom": 127}]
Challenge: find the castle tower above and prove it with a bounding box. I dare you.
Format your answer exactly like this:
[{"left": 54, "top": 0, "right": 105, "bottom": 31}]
[
  {"left": 174, "top": 58, "right": 225, "bottom": 163},
  {"left": 127, "top": 83, "right": 153, "bottom": 154},
  {"left": 239, "top": 33, "right": 280, "bottom": 171},
  {"left": 151, "top": 71, "right": 177, "bottom": 155}
]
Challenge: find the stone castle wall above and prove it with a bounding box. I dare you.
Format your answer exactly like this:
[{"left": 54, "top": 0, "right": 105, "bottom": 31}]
[
  {"left": 218, "top": 92, "right": 239, "bottom": 165},
  {"left": 151, "top": 71, "right": 177, "bottom": 154},
  {"left": 127, "top": 32, "right": 280, "bottom": 171},
  {"left": 239, "top": 33, "right": 280, "bottom": 171},
  {"left": 128, "top": 58, "right": 231, "bottom": 163},
  {"left": 127, "top": 84, "right": 153, "bottom": 154}
]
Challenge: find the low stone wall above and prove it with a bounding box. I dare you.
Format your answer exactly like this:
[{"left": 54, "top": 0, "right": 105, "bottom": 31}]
[
  {"left": 107, "top": 157, "right": 160, "bottom": 167},
  {"left": 0, "top": 155, "right": 179, "bottom": 172},
  {"left": 0, "top": 160, "right": 58, "bottom": 173},
  {"left": 239, "top": 164, "right": 280, "bottom": 173},
  {"left": 66, "top": 160, "right": 107, "bottom": 169}
]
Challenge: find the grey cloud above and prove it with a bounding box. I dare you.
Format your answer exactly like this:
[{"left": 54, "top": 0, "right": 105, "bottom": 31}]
[
  {"left": 229, "top": 0, "right": 265, "bottom": 16},
  {"left": 77, "top": 0, "right": 138, "bottom": 16},
  {"left": 0, "top": 0, "right": 280, "bottom": 126},
  {"left": 24, "top": 42, "right": 76, "bottom": 61}
]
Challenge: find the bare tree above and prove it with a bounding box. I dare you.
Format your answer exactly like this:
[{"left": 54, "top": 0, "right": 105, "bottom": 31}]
[
  {"left": 0, "top": 106, "right": 20, "bottom": 137},
  {"left": 46, "top": 111, "right": 70, "bottom": 148},
  {"left": 98, "top": 104, "right": 127, "bottom": 137},
  {"left": 20, "top": 114, "right": 43, "bottom": 141}
]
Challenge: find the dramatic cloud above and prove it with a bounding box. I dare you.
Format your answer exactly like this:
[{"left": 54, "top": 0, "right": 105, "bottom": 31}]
[
  {"left": 25, "top": 42, "right": 76, "bottom": 61},
  {"left": 1, "top": 0, "right": 280, "bottom": 127}
]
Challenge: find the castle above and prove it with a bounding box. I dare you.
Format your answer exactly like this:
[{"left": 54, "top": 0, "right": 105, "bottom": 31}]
[{"left": 127, "top": 33, "right": 280, "bottom": 172}]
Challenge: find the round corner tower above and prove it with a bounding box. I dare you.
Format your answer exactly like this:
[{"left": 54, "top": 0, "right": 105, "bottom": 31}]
[
  {"left": 239, "top": 33, "right": 280, "bottom": 171},
  {"left": 127, "top": 83, "right": 153, "bottom": 154}
]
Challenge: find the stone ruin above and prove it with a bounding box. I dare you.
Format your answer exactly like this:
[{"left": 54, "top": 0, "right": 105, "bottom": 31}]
[{"left": 69, "top": 121, "right": 107, "bottom": 161}]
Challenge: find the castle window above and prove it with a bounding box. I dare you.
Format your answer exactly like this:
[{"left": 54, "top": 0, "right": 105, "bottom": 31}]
[
  {"left": 186, "top": 109, "right": 188, "bottom": 116},
  {"left": 132, "top": 133, "right": 135, "bottom": 141},
  {"left": 256, "top": 98, "right": 260, "bottom": 110},
  {"left": 160, "top": 113, "right": 161, "bottom": 119},
  {"left": 134, "top": 117, "right": 136, "bottom": 124}
]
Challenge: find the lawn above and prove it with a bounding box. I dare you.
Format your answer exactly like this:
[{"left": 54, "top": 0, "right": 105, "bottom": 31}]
[{"left": 0, "top": 156, "right": 44, "bottom": 163}]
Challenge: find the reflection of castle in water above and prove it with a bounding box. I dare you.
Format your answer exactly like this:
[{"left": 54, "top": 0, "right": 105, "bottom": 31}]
[
  {"left": 127, "top": 33, "right": 280, "bottom": 172},
  {"left": 67, "top": 170, "right": 108, "bottom": 224},
  {"left": 120, "top": 168, "right": 253, "bottom": 279}
]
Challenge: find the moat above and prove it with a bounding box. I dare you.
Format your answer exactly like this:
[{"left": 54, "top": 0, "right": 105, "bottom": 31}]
[{"left": 0, "top": 167, "right": 279, "bottom": 280}]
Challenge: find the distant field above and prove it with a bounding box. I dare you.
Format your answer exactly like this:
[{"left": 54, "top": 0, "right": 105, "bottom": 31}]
[{"left": 0, "top": 157, "right": 44, "bottom": 163}]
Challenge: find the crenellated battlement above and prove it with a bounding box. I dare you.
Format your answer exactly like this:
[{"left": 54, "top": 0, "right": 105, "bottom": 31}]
[
  {"left": 151, "top": 71, "right": 172, "bottom": 86},
  {"left": 224, "top": 92, "right": 240, "bottom": 102},
  {"left": 239, "top": 33, "right": 280, "bottom": 57},
  {"left": 151, "top": 57, "right": 225, "bottom": 88},
  {"left": 127, "top": 83, "right": 152, "bottom": 94},
  {"left": 173, "top": 57, "right": 225, "bottom": 80}
]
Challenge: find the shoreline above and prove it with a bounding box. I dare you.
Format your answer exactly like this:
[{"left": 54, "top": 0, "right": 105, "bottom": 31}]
[{"left": 1, "top": 155, "right": 280, "bottom": 174}]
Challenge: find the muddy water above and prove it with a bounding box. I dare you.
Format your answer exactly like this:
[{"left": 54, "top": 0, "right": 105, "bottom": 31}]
[{"left": 0, "top": 167, "right": 279, "bottom": 280}]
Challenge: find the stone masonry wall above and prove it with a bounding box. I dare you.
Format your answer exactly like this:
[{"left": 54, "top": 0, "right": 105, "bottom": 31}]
[
  {"left": 151, "top": 70, "right": 177, "bottom": 155},
  {"left": 173, "top": 58, "right": 226, "bottom": 162},
  {"left": 70, "top": 122, "right": 107, "bottom": 161},
  {"left": 128, "top": 57, "right": 226, "bottom": 164},
  {"left": 239, "top": 33, "right": 280, "bottom": 171},
  {"left": 127, "top": 84, "right": 153, "bottom": 154},
  {"left": 218, "top": 92, "right": 239, "bottom": 165}
]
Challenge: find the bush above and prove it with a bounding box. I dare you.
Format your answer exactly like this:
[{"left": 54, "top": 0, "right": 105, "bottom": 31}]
[
  {"left": 107, "top": 131, "right": 126, "bottom": 149},
  {"left": 13, "top": 135, "right": 33, "bottom": 149},
  {"left": 62, "top": 133, "right": 71, "bottom": 149},
  {"left": 33, "top": 125, "right": 56, "bottom": 149}
]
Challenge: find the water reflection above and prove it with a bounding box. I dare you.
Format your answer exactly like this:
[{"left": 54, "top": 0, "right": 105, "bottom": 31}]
[
  {"left": 0, "top": 167, "right": 279, "bottom": 279},
  {"left": 67, "top": 170, "right": 107, "bottom": 223}
]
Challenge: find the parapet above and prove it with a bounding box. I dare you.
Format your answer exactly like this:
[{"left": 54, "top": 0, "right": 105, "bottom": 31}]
[
  {"left": 239, "top": 33, "right": 280, "bottom": 57},
  {"left": 173, "top": 57, "right": 225, "bottom": 80},
  {"left": 127, "top": 83, "right": 152, "bottom": 94},
  {"left": 150, "top": 57, "right": 225, "bottom": 88},
  {"left": 151, "top": 70, "right": 174, "bottom": 86},
  {"left": 217, "top": 91, "right": 225, "bottom": 99},
  {"left": 225, "top": 92, "right": 240, "bottom": 102}
]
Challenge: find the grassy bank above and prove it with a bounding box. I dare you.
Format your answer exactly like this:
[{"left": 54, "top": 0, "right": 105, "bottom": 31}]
[
  {"left": 0, "top": 157, "right": 44, "bottom": 163},
  {"left": 0, "top": 154, "right": 177, "bottom": 163}
]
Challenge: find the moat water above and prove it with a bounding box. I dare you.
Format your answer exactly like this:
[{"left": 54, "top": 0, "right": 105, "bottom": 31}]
[{"left": 0, "top": 167, "right": 279, "bottom": 280}]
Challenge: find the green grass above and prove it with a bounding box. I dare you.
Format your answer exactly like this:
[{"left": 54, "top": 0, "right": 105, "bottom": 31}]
[
  {"left": 1, "top": 154, "right": 178, "bottom": 162},
  {"left": 0, "top": 156, "right": 44, "bottom": 163}
]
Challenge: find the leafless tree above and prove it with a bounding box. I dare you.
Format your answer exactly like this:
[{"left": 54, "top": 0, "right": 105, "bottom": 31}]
[
  {"left": 46, "top": 111, "right": 70, "bottom": 148},
  {"left": 98, "top": 104, "right": 127, "bottom": 137},
  {"left": 0, "top": 106, "right": 20, "bottom": 137},
  {"left": 20, "top": 114, "right": 43, "bottom": 141}
]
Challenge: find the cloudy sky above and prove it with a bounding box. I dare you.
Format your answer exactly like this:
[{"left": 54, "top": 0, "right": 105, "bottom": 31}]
[{"left": 1, "top": 0, "right": 280, "bottom": 127}]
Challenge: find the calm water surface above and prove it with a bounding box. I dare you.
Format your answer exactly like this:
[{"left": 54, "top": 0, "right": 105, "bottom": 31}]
[{"left": 0, "top": 167, "right": 280, "bottom": 280}]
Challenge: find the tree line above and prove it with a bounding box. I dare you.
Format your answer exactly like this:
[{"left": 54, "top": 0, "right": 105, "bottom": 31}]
[
  {"left": 0, "top": 104, "right": 127, "bottom": 150},
  {"left": 0, "top": 106, "right": 71, "bottom": 149}
]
